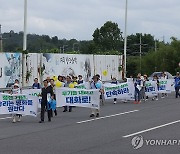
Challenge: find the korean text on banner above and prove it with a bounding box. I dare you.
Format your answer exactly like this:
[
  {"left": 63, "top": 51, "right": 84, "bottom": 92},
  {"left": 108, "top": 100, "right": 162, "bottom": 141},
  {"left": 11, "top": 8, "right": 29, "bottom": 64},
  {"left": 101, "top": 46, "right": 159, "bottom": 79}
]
[
  {"left": 104, "top": 82, "right": 134, "bottom": 100},
  {"left": 0, "top": 93, "right": 38, "bottom": 116},
  {"left": 56, "top": 88, "right": 100, "bottom": 109}
]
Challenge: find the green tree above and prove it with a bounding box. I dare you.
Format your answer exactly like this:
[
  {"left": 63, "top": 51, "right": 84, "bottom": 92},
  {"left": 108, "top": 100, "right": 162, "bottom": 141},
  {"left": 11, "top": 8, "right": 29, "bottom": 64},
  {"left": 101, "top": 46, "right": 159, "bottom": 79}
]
[{"left": 92, "top": 21, "right": 123, "bottom": 52}]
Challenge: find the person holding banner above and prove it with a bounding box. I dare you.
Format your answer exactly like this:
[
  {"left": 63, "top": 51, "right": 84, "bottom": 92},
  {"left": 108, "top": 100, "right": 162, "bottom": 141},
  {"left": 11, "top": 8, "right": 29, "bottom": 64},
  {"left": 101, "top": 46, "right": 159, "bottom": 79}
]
[
  {"left": 63, "top": 76, "right": 73, "bottom": 112},
  {"left": 77, "top": 75, "right": 84, "bottom": 84},
  {"left": 152, "top": 75, "right": 159, "bottom": 101},
  {"left": 161, "top": 72, "right": 168, "bottom": 98},
  {"left": 39, "top": 80, "right": 53, "bottom": 123},
  {"left": 49, "top": 79, "right": 57, "bottom": 116},
  {"left": 134, "top": 74, "right": 143, "bottom": 104},
  {"left": 111, "top": 77, "right": 118, "bottom": 104},
  {"left": 174, "top": 72, "right": 180, "bottom": 98},
  {"left": 11, "top": 83, "right": 22, "bottom": 123},
  {"left": 90, "top": 75, "right": 102, "bottom": 117}
]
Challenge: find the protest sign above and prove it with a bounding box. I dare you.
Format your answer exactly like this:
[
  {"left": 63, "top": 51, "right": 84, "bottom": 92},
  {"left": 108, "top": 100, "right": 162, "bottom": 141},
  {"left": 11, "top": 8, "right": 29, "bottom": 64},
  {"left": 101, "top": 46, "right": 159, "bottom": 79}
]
[
  {"left": 0, "top": 93, "right": 38, "bottom": 116},
  {"left": 158, "top": 79, "right": 172, "bottom": 93},
  {"left": 104, "top": 82, "right": 134, "bottom": 100},
  {"left": 22, "top": 89, "right": 41, "bottom": 108},
  {"left": 56, "top": 88, "right": 100, "bottom": 109},
  {"left": 145, "top": 81, "right": 158, "bottom": 97}
]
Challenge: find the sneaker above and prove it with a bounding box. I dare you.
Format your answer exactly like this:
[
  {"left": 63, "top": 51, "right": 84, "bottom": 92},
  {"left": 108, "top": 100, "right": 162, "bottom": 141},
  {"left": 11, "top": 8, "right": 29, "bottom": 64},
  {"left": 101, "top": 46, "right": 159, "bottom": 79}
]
[
  {"left": 96, "top": 113, "right": 100, "bottom": 117},
  {"left": 113, "top": 101, "right": 117, "bottom": 104},
  {"left": 133, "top": 101, "right": 137, "bottom": 104},
  {"left": 17, "top": 116, "right": 21, "bottom": 122},
  {"left": 161, "top": 96, "right": 165, "bottom": 99},
  {"left": 156, "top": 98, "right": 159, "bottom": 101},
  {"left": 90, "top": 114, "right": 95, "bottom": 118},
  {"left": 12, "top": 117, "right": 16, "bottom": 123},
  {"left": 39, "top": 121, "right": 44, "bottom": 123},
  {"left": 137, "top": 101, "right": 141, "bottom": 104}
]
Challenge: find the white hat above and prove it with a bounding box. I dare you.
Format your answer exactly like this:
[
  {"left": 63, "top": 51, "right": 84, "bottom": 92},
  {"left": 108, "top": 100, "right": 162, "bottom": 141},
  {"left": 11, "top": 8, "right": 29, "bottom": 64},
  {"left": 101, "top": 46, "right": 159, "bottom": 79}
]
[{"left": 14, "top": 83, "right": 19, "bottom": 87}]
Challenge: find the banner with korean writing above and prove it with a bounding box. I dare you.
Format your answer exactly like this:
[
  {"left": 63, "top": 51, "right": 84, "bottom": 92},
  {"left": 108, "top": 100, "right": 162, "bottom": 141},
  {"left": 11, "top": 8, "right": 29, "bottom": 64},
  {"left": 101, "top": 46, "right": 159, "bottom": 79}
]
[
  {"left": 0, "top": 93, "right": 38, "bottom": 116},
  {"left": 22, "top": 89, "right": 41, "bottom": 108},
  {"left": 158, "top": 79, "right": 172, "bottom": 93},
  {"left": 104, "top": 82, "right": 134, "bottom": 100},
  {"left": 56, "top": 88, "right": 100, "bottom": 109},
  {"left": 145, "top": 81, "right": 158, "bottom": 97}
]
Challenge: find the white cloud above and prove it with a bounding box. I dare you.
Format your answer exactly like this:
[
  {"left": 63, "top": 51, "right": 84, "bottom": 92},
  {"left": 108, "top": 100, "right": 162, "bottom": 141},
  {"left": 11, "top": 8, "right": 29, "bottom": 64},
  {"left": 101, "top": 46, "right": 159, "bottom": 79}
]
[{"left": 0, "top": 0, "right": 180, "bottom": 41}]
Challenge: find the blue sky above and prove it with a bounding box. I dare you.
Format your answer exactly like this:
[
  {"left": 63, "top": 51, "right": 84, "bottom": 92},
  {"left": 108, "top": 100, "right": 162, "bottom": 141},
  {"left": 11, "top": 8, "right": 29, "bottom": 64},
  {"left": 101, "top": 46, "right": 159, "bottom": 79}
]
[{"left": 0, "top": 0, "right": 180, "bottom": 41}]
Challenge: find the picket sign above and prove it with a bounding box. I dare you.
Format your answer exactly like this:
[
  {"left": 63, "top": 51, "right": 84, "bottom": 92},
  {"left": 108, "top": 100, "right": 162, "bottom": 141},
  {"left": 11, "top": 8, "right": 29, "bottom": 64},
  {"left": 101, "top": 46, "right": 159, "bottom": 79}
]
[{"left": 0, "top": 93, "right": 38, "bottom": 116}]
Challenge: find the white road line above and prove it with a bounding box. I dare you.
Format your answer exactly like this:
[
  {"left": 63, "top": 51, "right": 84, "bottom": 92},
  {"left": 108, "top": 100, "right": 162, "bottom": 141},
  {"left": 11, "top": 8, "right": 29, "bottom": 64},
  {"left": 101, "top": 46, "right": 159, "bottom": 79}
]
[
  {"left": 77, "top": 110, "right": 139, "bottom": 124},
  {"left": 0, "top": 117, "right": 12, "bottom": 120},
  {"left": 123, "top": 119, "right": 180, "bottom": 138}
]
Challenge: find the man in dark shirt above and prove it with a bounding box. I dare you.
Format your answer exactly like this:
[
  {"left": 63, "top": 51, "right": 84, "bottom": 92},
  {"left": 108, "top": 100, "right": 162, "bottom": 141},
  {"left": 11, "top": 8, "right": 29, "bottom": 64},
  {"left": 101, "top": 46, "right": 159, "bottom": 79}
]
[{"left": 39, "top": 80, "right": 53, "bottom": 123}]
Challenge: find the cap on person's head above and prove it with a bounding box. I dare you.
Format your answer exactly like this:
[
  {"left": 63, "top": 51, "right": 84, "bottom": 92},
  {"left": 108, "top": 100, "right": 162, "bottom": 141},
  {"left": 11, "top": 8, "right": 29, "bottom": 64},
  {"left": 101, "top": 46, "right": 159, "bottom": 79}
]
[
  {"left": 96, "top": 74, "right": 100, "bottom": 78},
  {"left": 14, "top": 83, "right": 19, "bottom": 88},
  {"left": 43, "top": 79, "right": 48, "bottom": 83}
]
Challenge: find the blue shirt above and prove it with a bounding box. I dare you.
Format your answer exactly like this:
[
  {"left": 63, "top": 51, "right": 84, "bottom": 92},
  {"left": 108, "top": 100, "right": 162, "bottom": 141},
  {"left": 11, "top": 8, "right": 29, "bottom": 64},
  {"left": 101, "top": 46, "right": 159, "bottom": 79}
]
[{"left": 174, "top": 77, "right": 180, "bottom": 88}]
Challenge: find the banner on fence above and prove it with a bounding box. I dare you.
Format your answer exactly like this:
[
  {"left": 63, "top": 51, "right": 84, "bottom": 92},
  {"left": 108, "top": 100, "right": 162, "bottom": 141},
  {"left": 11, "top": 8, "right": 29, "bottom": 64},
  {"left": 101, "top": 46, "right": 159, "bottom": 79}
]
[
  {"left": 56, "top": 88, "right": 100, "bottom": 109},
  {"left": 145, "top": 81, "right": 158, "bottom": 97},
  {"left": 22, "top": 89, "right": 41, "bottom": 108},
  {"left": 0, "top": 93, "right": 38, "bottom": 116},
  {"left": 103, "top": 82, "right": 134, "bottom": 100}
]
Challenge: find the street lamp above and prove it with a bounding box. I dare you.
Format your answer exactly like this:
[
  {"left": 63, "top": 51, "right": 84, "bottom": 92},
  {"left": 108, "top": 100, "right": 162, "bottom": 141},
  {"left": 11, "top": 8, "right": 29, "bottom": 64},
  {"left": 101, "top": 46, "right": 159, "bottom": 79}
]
[
  {"left": 22, "top": 0, "right": 27, "bottom": 86},
  {"left": 123, "top": 0, "right": 128, "bottom": 78}
]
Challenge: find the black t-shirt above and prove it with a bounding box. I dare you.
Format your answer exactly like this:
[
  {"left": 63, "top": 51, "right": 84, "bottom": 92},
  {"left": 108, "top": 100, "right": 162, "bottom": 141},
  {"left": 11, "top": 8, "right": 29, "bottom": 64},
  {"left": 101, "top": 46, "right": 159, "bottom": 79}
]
[{"left": 41, "top": 86, "right": 53, "bottom": 105}]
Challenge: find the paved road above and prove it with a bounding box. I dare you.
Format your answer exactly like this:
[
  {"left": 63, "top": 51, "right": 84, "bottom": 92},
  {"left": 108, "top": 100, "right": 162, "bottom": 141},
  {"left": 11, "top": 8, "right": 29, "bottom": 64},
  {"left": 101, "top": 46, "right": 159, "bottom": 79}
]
[{"left": 0, "top": 93, "right": 180, "bottom": 154}]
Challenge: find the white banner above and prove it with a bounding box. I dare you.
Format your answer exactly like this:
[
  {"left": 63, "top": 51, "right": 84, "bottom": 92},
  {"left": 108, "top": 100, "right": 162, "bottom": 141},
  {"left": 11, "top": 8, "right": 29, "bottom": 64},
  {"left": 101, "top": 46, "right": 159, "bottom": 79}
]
[
  {"left": 145, "top": 81, "right": 158, "bottom": 97},
  {"left": 0, "top": 93, "right": 38, "bottom": 116},
  {"left": 103, "top": 82, "right": 134, "bottom": 100},
  {"left": 22, "top": 89, "right": 41, "bottom": 108},
  {"left": 56, "top": 88, "right": 100, "bottom": 109},
  {"left": 158, "top": 79, "right": 172, "bottom": 93}
]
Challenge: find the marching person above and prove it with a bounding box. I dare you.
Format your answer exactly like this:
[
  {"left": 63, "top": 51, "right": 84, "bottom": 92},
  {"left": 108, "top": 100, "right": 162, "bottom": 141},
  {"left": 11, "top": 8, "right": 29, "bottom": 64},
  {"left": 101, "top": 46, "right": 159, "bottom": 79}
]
[
  {"left": 49, "top": 79, "right": 57, "bottom": 116},
  {"left": 11, "top": 83, "right": 22, "bottom": 123},
  {"left": 90, "top": 75, "right": 102, "bottom": 117},
  {"left": 96, "top": 74, "right": 105, "bottom": 105},
  {"left": 63, "top": 76, "right": 73, "bottom": 112},
  {"left": 134, "top": 73, "right": 143, "bottom": 104},
  {"left": 39, "top": 80, "right": 53, "bottom": 123},
  {"left": 174, "top": 72, "right": 180, "bottom": 98},
  {"left": 111, "top": 77, "right": 118, "bottom": 104},
  {"left": 161, "top": 72, "right": 168, "bottom": 98},
  {"left": 141, "top": 74, "right": 148, "bottom": 102},
  {"left": 152, "top": 75, "right": 159, "bottom": 101},
  {"left": 77, "top": 75, "right": 84, "bottom": 84},
  {"left": 32, "top": 78, "right": 41, "bottom": 89}
]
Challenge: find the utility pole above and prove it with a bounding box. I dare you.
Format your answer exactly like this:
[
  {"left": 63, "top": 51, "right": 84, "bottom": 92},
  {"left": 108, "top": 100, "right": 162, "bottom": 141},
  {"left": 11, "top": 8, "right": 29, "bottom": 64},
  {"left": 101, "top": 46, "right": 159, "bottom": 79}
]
[
  {"left": 123, "top": 0, "right": 128, "bottom": 78},
  {"left": 140, "top": 35, "right": 142, "bottom": 74},
  {"left": 0, "top": 25, "right": 3, "bottom": 52},
  {"left": 22, "top": 0, "right": 27, "bottom": 86}
]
